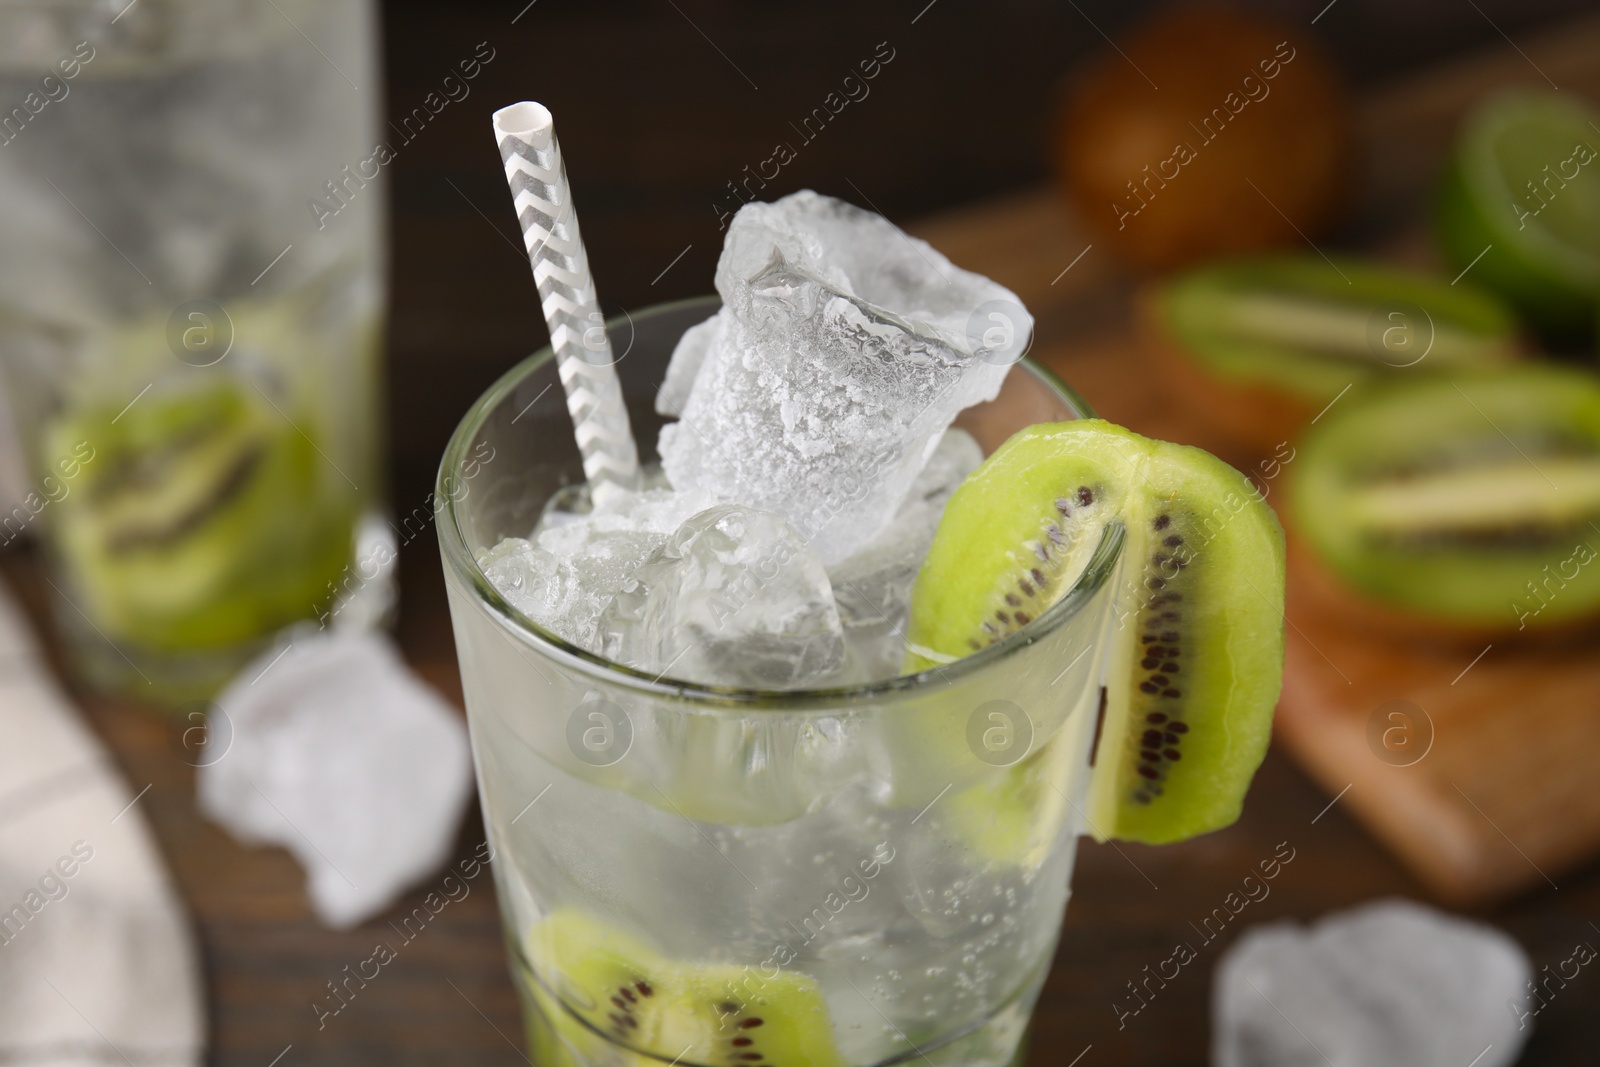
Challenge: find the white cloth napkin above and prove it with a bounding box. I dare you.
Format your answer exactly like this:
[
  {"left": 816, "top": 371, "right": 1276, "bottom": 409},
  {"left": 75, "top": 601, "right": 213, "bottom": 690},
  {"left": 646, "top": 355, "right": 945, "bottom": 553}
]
[{"left": 0, "top": 581, "right": 205, "bottom": 1067}]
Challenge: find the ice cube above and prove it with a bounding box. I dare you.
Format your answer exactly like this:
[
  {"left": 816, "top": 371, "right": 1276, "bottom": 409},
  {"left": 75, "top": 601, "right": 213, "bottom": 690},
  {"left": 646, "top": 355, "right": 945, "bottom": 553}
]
[
  {"left": 1213, "top": 899, "right": 1533, "bottom": 1067},
  {"left": 482, "top": 486, "right": 716, "bottom": 651},
  {"left": 197, "top": 630, "right": 474, "bottom": 929},
  {"left": 655, "top": 310, "right": 723, "bottom": 418},
  {"left": 829, "top": 428, "right": 985, "bottom": 680},
  {"left": 598, "top": 503, "right": 846, "bottom": 688},
  {"left": 657, "top": 190, "right": 1027, "bottom": 564}
]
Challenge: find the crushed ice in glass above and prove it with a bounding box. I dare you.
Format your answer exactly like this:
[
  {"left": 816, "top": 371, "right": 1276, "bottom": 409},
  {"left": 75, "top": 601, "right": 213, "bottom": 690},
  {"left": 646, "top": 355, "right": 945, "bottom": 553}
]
[
  {"left": 658, "top": 190, "right": 1025, "bottom": 564},
  {"left": 598, "top": 504, "right": 846, "bottom": 688},
  {"left": 828, "top": 428, "right": 983, "bottom": 680},
  {"left": 482, "top": 189, "right": 1033, "bottom": 687}
]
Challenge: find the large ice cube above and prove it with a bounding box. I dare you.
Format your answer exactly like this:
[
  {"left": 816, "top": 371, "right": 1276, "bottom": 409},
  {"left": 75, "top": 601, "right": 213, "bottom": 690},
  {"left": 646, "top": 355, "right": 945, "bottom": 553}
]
[
  {"left": 598, "top": 503, "right": 846, "bottom": 688},
  {"left": 657, "top": 191, "right": 1027, "bottom": 564},
  {"left": 655, "top": 310, "right": 722, "bottom": 418},
  {"left": 830, "top": 428, "right": 985, "bottom": 680},
  {"left": 482, "top": 487, "right": 715, "bottom": 651},
  {"left": 1213, "top": 899, "right": 1532, "bottom": 1067}
]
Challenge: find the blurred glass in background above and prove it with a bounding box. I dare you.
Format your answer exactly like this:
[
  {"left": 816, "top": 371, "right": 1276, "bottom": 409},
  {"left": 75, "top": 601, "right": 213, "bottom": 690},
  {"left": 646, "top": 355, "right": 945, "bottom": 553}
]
[{"left": 0, "top": 0, "right": 387, "bottom": 702}]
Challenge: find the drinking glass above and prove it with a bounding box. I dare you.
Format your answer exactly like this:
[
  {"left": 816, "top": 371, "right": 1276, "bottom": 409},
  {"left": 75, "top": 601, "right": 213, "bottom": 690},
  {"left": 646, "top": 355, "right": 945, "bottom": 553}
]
[
  {"left": 0, "top": 0, "right": 386, "bottom": 700},
  {"left": 439, "top": 297, "right": 1122, "bottom": 1067}
]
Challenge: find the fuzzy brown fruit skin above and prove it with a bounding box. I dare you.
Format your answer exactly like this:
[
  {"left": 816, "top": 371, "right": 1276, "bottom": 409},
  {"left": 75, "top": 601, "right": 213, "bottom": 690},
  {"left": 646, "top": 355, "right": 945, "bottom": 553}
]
[
  {"left": 1134, "top": 286, "right": 1316, "bottom": 456},
  {"left": 1056, "top": 6, "right": 1355, "bottom": 271}
]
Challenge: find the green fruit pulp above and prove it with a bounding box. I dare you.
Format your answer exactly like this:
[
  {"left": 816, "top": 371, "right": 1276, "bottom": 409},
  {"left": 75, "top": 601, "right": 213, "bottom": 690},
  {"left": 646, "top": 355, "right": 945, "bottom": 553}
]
[
  {"left": 1157, "top": 255, "right": 1520, "bottom": 403},
  {"left": 1290, "top": 365, "right": 1600, "bottom": 630},
  {"left": 1435, "top": 90, "right": 1600, "bottom": 340},
  {"left": 907, "top": 421, "right": 1284, "bottom": 846},
  {"left": 939, "top": 725, "right": 1082, "bottom": 869},
  {"left": 46, "top": 377, "right": 356, "bottom": 652},
  {"left": 519, "top": 909, "right": 845, "bottom": 1067}
]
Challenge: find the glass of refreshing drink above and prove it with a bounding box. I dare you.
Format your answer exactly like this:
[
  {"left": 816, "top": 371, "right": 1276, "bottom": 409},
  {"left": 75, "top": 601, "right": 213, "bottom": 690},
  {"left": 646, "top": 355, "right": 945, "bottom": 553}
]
[
  {"left": 439, "top": 194, "right": 1285, "bottom": 1066},
  {"left": 0, "top": 0, "right": 385, "bottom": 699}
]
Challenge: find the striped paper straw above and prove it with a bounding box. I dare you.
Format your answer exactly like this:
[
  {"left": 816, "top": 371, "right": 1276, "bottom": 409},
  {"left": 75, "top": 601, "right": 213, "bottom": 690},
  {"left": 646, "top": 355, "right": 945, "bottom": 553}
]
[{"left": 493, "top": 101, "right": 640, "bottom": 505}]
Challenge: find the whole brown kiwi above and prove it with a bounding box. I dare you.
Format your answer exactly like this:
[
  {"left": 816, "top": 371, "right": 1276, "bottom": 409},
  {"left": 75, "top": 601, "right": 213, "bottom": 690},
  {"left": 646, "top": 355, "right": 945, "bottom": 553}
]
[{"left": 1056, "top": 6, "right": 1354, "bottom": 270}]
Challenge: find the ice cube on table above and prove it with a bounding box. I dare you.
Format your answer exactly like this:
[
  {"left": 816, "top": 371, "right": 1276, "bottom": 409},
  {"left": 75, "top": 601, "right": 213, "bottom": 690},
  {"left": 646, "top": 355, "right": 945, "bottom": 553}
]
[
  {"left": 829, "top": 428, "right": 985, "bottom": 680},
  {"left": 197, "top": 630, "right": 474, "bottom": 929},
  {"left": 657, "top": 190, "right": 1027, "bottom": 565},
  {"left": 482, "top": 486, "right": 715, "bottom": 651},
  {"left": 1213, "top": 899, "right": 1533, "bottom": 1067},
  {"left": 598, "top": 503, "right": 847, "bottom": 688}
]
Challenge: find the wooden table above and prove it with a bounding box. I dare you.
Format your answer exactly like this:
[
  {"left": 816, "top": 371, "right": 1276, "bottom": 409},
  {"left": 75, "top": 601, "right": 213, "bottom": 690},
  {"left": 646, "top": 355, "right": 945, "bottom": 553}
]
[{"left": 6, "top": 12, "right": 1600, "bottom": 1066}]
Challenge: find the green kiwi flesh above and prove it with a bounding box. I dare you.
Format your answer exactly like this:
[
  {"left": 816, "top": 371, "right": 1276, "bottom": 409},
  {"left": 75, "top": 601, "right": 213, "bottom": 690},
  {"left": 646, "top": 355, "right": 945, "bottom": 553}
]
[
  {"left": 1290, "top": 365, "right": 1600, "bottom": 631},
  {"left": 938, "top": 725, "right": 1082, "bottom": 868},
  {"left": 520, "top": 909, "right": 845, "bottom": 1066},
  {"left": 1435, "top": 91, "right": 1600, "bottom": 341},
  {"left": 906, "top": 420, "right": 1284, "bottom": 845},
  {"left": 1155, "top": 256, "right": 1520, "bottom": 403},
  {"left": 43, "top": 378, "right": 355, "bottom": 653}
]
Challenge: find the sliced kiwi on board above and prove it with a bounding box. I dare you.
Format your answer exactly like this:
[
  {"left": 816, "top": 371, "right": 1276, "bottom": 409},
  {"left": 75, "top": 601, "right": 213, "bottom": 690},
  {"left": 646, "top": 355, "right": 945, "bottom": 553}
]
[
  {"left": 1141, "top": 256, "right": 1520, "bottom": 450},
  {"left": 906, "top": 420, "right": 1284, "bottom": 845},
  {"left": 518, "top": 908, "right": 845, "bottom": 1066},
  {"left": 1289, "top": 365, "right": 1600, "bottom": 637}
]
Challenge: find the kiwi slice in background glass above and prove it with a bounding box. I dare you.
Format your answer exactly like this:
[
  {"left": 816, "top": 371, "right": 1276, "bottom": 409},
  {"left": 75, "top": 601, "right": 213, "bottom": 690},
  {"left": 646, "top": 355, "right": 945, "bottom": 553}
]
[
  {"left": 1141, "top": 256, "right": 1522, "bottom": 451},
  {"left": 1289, "top": 365, "right": 1600, "bottom": 638},
  {"left": 518, "top": 909, "right": 845, "bottom": 1067},
  {"left": 906, "top": 420, "right": 1285, "bottom": 846},
  {"left": 30, "top": 288, "right": 374, "bottom": 677},
  {"left": 1436, "top": 90, "right": 1600, "bottom": 342},
  {"left": 44, "top": 377, "right": 356, "bottom": 653}
]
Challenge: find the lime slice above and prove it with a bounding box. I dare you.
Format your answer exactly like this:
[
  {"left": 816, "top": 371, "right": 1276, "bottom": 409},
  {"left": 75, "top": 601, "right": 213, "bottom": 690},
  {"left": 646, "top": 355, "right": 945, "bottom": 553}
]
[{"left": 1436, "top": 91, "right": 1600, "bottom": 340}]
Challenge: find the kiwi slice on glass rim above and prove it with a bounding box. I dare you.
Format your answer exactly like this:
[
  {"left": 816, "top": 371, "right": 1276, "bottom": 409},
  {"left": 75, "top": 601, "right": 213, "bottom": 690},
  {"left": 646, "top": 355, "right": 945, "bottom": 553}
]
[
  {"left": 1140, "top": 256, "right": 1521, "bottom": 451},
  {"left": 518, "top": 909, "right": 845, "bottom": 1067},
  {"left": 1288, "top": 365, "right": 1600, "bottom": 639},
  {"left": 906, "top": 420, "right": 1284, "bottom": 846}
]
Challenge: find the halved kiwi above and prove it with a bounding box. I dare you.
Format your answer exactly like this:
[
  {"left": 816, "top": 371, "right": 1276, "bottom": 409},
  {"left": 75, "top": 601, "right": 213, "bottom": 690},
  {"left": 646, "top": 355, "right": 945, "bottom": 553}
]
[
  {"left": 520, "top": 909, "right": 845, "bottom": 1067},
  {"left": 906, "top": 420, "right": 1284, "bottom": 845},
  {"left": 1436, "top": 90, "right": 1600, "bottom": 342},
  {"left": 1289, "top": 365, "right": 1600, "bottom": 638},
  {"left": 1141, "top": 256, "right": 1521, "bottom": 451}
]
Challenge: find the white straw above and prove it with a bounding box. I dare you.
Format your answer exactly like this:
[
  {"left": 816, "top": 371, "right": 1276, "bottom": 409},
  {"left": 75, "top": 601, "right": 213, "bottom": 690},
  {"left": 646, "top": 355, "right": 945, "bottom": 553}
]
[{"left": 493, "top": 101, "right": 640, "bottom": 505}]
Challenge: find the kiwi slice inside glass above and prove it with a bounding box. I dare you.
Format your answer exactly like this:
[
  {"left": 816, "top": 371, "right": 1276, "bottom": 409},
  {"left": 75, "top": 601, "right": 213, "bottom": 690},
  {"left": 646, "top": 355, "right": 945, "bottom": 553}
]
[
  {"left": 45, "top": 378, "right": 355, "bottom": 653},
  {"left": 519, "top": 909, "right": 845, "bottom": 1066},
  {"left": 1289, "top": 365, "right": 1600, "bottom": 634},
  {"left": 937, "top": 725, "right": 1082, "bottom": 867},
  {"left": 1147, "top": 256, "right": 1521, "bottom": 409},
  {"left": 906, "top": 420, "right": 1284, "bottom": 846}
]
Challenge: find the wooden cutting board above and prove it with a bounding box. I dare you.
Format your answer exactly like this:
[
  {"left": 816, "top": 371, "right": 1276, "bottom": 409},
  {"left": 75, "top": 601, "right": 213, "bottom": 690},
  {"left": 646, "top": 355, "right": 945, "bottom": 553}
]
[{"left": 909, "top": 13, "right": 1600, "bottom": 906}]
